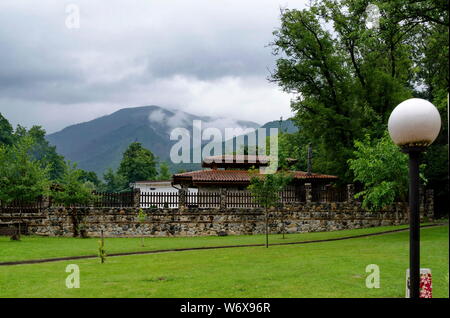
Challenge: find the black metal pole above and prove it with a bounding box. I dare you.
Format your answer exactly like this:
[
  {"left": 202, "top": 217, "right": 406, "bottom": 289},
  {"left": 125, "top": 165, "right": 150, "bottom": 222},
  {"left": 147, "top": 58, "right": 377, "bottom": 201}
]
[{"left": 408, "top": 150, "right": 421, "bottom": 299}]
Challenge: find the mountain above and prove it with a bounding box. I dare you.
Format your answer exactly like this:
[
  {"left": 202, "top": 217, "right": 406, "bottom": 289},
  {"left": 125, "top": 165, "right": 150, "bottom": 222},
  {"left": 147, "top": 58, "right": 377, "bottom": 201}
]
[
  {"left": 46, "top": 106, "right": 261, "bottom": 177},
  {"left": 261, "top": 119, "right": 298, "bottom": 134}
]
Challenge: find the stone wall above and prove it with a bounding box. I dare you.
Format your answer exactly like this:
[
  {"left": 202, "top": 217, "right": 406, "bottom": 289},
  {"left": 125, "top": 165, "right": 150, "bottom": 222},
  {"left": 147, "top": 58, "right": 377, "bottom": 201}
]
[{"left": 0, "top": 193, "right": 434, "bottom": 237}]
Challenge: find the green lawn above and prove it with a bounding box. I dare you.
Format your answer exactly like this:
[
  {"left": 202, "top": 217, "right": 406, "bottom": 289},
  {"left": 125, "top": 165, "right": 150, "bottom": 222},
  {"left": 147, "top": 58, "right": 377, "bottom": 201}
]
[
  {"left": 0, "top": 224, "right": 417, "bottom": 263},
  {"left": 0, "top": 225, "right": 448, "bottom": 298}
]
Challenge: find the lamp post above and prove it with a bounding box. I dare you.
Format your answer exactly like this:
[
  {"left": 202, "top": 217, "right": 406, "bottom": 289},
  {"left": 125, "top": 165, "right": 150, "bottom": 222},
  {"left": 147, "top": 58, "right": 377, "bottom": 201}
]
[{"left": 388, "top": 98, "right": 441, "bottom": 299}]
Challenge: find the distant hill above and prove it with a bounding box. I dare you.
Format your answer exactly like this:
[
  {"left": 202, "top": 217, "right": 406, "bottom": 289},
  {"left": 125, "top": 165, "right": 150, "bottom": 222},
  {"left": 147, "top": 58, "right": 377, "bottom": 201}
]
[
  {"left": 46, "top": 106, "right": 261, "bottom": 177},
  {"left": 261, "top": 118, "right": 298, "bottom": 134}
]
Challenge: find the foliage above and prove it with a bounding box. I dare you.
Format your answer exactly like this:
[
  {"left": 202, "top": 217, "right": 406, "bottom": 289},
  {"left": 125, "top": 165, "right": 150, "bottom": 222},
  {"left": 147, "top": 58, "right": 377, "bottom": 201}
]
[
  {"left": 51, "top": 161, "right": 94, "bottom": 207},
  {"left": 247, "top": 170, "right": 293, "bottom": 209},
  {"left": 0, "top": 113, "right": 14, "bottom": 146},
  {"left": 15, "top": 125, "right": 65, "bottom": 180},
  {"left": 247, "top": 170, "right": 293, "bottom": 246},
  {"left": 270, "top": 0, "right": 448, "bottom": 184},
  {"left": 118, "top": 142, "right": 158, "bottom": 184},
  {"left": 79, "top": 170, "right": 104, "bottom": 190},
  {"left": 102, "top": 168, "right": 129, "bottom": 193},
  {"left": 98, "top": 238, "right": 107, "bottom": 264},
  {"left": 0, "top": 136, "right": 50, "bottom": 204},
  {"left": 348, "top": 132, "right": 417, "bottom": 210},
  {"left": 137, "top": 208, "right": 147, "bottom": 223},
  {"left": 158, "top": 162, "right": 172, "bottom": 180}
]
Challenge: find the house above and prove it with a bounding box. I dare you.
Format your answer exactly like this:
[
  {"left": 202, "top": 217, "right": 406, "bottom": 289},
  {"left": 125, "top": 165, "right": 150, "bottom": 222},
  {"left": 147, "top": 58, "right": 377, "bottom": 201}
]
[
  {"left": 172, "top": 155, "right": 338, "bottom": 194},
  {"left": 131, "top": 180, "right": 178, "bottom": 193},
  {"left": 130, "top": 180, "right": 197, "bottom": 208}
]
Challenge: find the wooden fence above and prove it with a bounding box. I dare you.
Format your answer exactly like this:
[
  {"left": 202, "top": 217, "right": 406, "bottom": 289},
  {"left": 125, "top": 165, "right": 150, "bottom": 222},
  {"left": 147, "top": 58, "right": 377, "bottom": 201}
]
[
  {"left": 140, "top": 191, "right": 179, "bottom": 208},
  {"left": 186, "top": 191, "right": 221, "bottom": 208},
  {"left": 0, "top": 187, "right": 349, "bottom": 212},
  {"left": 91, "top": 191, "right": 135, "bottom": 208},
  {"left": 312, "top": 188, "right": 347, "bottom": 203},
  {"left": 0, "top": 198, "right": 44, "bottom": 213}
]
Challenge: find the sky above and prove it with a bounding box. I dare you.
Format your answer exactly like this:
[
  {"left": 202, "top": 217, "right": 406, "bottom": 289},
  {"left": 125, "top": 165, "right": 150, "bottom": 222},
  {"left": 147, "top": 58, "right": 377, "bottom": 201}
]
[{"left": 0, "top": 0, "right": 307, "bottom": 134}]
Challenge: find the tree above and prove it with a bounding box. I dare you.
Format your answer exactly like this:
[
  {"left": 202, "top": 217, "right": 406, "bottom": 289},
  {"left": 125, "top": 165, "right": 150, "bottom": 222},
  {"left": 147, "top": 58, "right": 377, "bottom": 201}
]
[
  {"left": 25, "top": 126, "right": 66, "bottom": 180},
  {"left": 79, "top": 170, "right": 103, "bottom": 190},
  {"left": 51, "top": 162, "right": 95, "bottom": 237},
  {"left": 102, "top": 168, "right": 129, "bottom": 193},
  {"left": 247, "top": 170, "right": 292, "bottom": 247},
  {"left": 0, "top": 136, "right": 51, "bottom": 240},
  {"left": 52, "top": 161, "right": 94, "bottom": 207},
  {"left": 118, "top": 142, "right": 158, "bottom": 184},
  {"left": 348, "top": 132, "right": 427, "bottom": 211},
  {"left": 0, "top": 113, "right": 14, "bottom": 146},
  {"left": 158, "top": 162, "right": 172, "bottom": 180},
  {"left": 271, "top": 0, "right": 448, "bottom": 214},
  {"left": 270, "top": 0, "right": 448, "bottom": 181},
  {"left": 0, "top": 136, "right": 50, "bottom": 205}
]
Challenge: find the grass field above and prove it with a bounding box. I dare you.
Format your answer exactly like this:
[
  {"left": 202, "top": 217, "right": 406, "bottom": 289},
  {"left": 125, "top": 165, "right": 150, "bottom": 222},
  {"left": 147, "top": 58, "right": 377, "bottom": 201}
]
[
  {"left": 0, "top": 224, "right": 448, "bottom": 298},
  {"left": 0, "top": 224, "right": 417, "bottom": 263}
]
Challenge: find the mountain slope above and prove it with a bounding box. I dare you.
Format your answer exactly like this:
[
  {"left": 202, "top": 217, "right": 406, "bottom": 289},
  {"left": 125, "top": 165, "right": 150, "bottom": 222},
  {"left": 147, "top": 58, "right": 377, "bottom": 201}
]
[{"left": 46, "top": 106, "right": 260, "bottom": 176}]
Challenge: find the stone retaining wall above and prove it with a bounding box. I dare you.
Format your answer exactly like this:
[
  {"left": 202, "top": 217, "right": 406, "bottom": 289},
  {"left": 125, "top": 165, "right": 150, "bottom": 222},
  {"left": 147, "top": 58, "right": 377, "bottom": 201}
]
[{"left": 0, "top": 192, "right": 434, "bottom": 237}]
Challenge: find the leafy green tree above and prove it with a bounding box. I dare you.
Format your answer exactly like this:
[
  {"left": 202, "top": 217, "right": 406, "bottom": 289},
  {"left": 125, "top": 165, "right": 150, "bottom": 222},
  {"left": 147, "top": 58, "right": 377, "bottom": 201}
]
[
  {"left": 79, "top": 170, "right": 104, "bottom": 190},
  {"left": 348, "top": 132, "right": 427, "bottom": 211},
  {"left": 51, "top": 162, "right": 95, "bottom": 237},
  {"left": 158, "top": 162, "right": 172, "bottom": 180},
  {"left": 25, "top": 126, "right": 65, "bottom": 180},
  {"left": 270, "top": 0, "right": 448, "bottom": 182},
  {"left": 52, "top": 162, "right": 94, "bottom": 208},
  {"left": 0, "top": 136, "right": 50, "bottom": 205},
  {"left": 0, "top": 113, "right": 14, "bottom": 146},
  {"left": 102, "top": 168, "right": 129, "bottom": 193},
  {"left": 0, "top": 137, "right": 51, "bottom": 240},
  {"left": 118, "top": 142, "right": 157, "bottom": 184},
  {"left": 247, "top": 171, "right": 292, "bottom": 247}
]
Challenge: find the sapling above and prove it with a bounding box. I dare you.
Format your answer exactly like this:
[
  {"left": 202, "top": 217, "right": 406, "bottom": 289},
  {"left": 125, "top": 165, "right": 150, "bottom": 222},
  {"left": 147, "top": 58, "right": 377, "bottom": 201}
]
[{"left": 98, "top": 230, "right": 107, "bottom": 263}]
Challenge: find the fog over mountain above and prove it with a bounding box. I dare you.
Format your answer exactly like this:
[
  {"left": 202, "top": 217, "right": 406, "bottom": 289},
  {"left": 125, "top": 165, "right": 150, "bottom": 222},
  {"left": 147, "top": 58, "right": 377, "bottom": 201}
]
[
  {"left": 46, "top": 105, "right": 264, "bottom": 176},
  {"left": 46, "top": 105, "right": 297, "bottom": 177}
]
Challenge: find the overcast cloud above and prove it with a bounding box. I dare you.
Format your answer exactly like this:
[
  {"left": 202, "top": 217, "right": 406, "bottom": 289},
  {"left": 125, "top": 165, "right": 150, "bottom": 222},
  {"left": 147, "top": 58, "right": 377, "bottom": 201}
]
[{"left": 0, "top": 0, "right": 305, "bottom": 133}]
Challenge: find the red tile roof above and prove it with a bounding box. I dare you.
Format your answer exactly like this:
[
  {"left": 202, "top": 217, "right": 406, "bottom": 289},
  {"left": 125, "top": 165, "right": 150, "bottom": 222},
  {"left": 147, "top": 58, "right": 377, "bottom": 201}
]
[
  {"left": 173, "top": 169, "right": 337, "bottom": 185},
  {"left": 203, "top": 155, "right": 269, "bottom": 164}
]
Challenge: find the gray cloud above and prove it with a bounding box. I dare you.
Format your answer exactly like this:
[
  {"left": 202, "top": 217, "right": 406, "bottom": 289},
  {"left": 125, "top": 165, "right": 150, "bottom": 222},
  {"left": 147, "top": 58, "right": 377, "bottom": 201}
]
[{"left": 0, "top": 0, "right": 302, "bottom": 133}]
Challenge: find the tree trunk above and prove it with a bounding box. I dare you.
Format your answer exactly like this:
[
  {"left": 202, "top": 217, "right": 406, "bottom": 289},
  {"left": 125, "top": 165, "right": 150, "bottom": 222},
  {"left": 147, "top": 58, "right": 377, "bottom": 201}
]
[{"left": 265, "top": 207, "right": 269, "bottom": 248}]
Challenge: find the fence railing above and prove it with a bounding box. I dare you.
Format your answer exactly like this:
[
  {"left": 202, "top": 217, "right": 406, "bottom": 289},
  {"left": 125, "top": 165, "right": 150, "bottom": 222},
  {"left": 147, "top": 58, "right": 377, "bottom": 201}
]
[
  {"left": 91, "top": 191, "right": 135, "bottom": 208},
  {"left": 141, "top": 191, "right": 179, "bottom": 208},
  {"left": 0, "top": 198, "right": 45, "bottom": 213},
  {"left": 141, "top": 187, "right": 311, "bottom": 209},
  {"left": 312, "top": 188, "right": 347, "bottom": 203},
  {"left": 187, "top": 192, "right": 221, "bottom": 208},
  {"left": 0, "top": 187, "right": 352, "bottom": 212}
]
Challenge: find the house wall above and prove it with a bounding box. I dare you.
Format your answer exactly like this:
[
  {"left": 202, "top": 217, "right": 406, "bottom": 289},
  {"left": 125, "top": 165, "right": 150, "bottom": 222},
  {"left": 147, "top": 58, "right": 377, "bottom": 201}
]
[
  {"left": 135, "top": 185, "right": 178, "bottom": 193},
  {"left": 0, "top": 192, "right": 434, "bottom": 237}
]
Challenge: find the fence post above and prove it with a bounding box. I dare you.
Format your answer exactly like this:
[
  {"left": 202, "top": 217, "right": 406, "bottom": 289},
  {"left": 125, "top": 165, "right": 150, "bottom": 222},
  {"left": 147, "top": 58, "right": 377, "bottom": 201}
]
[
  {"left": 305, "top": 183, "right": 312, "bottom": 203},
  {"left": 133, "top": 188, "right": 141, "bottom": 208},
  {"left": 347, "top": 184, "right": 355, "bottom": 203},
  {"left": 220, "top": 188, "right": 227, "bottom": 209},
  {"left": 179, "top": 187, "right": 187, "bottom": 209}
]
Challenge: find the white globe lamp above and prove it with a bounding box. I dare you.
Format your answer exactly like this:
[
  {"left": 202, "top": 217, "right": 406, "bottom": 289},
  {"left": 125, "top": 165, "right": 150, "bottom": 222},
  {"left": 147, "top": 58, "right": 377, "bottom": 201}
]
[{"left": 388, "top": 98, "right": 441, "bottom": 299}]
